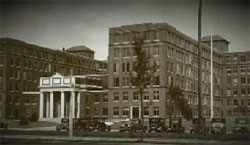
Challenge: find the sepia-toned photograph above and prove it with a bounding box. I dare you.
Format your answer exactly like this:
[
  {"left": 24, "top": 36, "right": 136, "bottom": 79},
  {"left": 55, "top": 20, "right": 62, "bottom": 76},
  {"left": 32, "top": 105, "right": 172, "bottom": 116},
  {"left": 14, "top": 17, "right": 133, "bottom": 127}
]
[{"left": 0, "top": 0, "right": 249, "bottom": 144}]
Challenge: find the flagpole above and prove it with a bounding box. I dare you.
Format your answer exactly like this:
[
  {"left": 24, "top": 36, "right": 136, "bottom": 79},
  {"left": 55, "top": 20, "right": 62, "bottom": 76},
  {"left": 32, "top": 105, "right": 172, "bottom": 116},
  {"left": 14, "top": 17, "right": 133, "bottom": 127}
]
[{"left": 210, "top": 35, "right": 214, "bottom": 120}]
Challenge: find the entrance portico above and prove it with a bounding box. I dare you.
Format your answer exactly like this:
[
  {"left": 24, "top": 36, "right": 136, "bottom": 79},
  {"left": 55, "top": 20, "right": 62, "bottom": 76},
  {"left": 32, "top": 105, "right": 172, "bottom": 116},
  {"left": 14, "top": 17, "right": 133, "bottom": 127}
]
[{"left": 39, "top": 73, "right": 105, "bottom": 123}]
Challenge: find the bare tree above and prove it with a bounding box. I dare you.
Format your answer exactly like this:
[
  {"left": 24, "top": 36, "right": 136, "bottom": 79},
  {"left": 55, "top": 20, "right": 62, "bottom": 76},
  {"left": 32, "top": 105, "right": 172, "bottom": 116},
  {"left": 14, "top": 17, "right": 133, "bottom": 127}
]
[{"left": 132, "top": 36, "right": 157, "bottom": 142}]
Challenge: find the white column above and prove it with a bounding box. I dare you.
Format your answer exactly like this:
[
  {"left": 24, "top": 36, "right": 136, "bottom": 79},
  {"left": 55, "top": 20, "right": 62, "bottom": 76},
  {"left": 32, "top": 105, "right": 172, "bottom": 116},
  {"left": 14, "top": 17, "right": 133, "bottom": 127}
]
[
  {"left": 61, "top": 91, "right": 65, "bottom": 118},
  {"left": 77, "top": 92, "right": 80, "bottom": 118},
  {"left": 39, "top": 92, "right": 44, "bottom": 118},
  {"left": 50, "top": 92, "right": 54, "bottom": 118},
  {"left": 71, "top": 91, "right": 75, "bottom": 118},
  {"left": 46, "top": 94, "right": 49, "bottom": 118}
]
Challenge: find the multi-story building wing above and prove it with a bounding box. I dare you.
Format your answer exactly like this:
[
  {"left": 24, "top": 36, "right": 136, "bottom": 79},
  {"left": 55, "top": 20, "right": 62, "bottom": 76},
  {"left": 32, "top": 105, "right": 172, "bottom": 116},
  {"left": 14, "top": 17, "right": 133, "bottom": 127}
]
[
  {"left": 107, "top": 23, "right": 225, "bottom": 127},
  {"left": 0, "top": 38, "right": 99, "bottom": 119},
  {"left": 222, "top": 51, "right": 250, "bottom": 131}
]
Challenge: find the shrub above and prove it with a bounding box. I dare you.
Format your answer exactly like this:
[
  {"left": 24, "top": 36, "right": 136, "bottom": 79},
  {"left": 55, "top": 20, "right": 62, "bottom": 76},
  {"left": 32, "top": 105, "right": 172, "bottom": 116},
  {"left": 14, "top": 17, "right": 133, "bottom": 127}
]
[
  {"left": 19, "top": 117, "right": 29, "bottom": 125},
  {"left": 30, "top": 113, "right": 38, "bottom": 122}
]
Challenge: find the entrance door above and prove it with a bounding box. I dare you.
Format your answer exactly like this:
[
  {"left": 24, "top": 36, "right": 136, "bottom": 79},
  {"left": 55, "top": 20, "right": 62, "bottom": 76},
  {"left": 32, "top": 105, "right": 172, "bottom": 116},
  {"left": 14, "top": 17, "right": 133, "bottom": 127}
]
[{"left": 132, "top": 107, "right": 140, "bottom": 119}]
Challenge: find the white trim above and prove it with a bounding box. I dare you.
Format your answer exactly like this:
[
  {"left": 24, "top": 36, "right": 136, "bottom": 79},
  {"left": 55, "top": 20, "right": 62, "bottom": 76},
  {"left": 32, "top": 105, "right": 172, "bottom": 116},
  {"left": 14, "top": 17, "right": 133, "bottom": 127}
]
[{"left": 22, "top": 92, "right": 40, "bottom": 95}]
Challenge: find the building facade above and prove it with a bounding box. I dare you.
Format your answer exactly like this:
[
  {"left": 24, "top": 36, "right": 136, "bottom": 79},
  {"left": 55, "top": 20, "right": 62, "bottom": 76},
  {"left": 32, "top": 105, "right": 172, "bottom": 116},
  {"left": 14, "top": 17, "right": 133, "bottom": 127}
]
[
  {"left": 0, "top": 38, "right": 100, "bottom": 119},
  {"left": 107, "top": 23, "right": 249, "bottom": 130}
]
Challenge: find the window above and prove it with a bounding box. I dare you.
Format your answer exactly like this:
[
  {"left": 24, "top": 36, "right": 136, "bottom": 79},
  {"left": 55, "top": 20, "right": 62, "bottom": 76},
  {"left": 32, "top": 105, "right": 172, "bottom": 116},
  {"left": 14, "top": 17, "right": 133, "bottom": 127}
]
[
  {"left": 94, "top": 95, "right": 100, "bottom": 103},
  {"left": 144, "top": 107, "right": 149, "bottom": 116},
  {"left": 14, "top": 96, "right": 20, "bottom": 104},
  {"left": 122, "top": 48, "right": 130, "bottom": 57},
  {"left": 227, "top": 110, "right": 232, "bottom": 117},
  {"left": 143, "top": 92, "right": 149, "bottom": 101},
  {"left": 233, "top": 68, "right": 238, "bottom": 73},
  {"left": 94, "top": 108, "right": 100, "bottom": 116},
  {"left": 241, "top": 77, "right": 246, "bottom": 84},
  {"left": 153, "top": 91, "right": 159, "bottom": 100},
  {"left": 241, "top": 68, "right": 245, "bottom": 73},
  {"left": 122, "top": 62, "right": 130, "bottom": 72},
  {"left": 122, "top": 107, "right": 129, "bottom": 116},
  {"left": 113, "top": 48, "right": 119, "bottom": 58},
  {"left": 122, "top": 76, "right": 129, "bottom": 86},
  {"left": 133, "top": 92, "right": 138, "bottom": 101},
  {"left": 123, "top": 92, "right": 128, "bottom": 101},
  {"left": 114, "top": 77, "right": 119, "bottom": 87},
  {"left": 233, "top": 89, "right": 238, "bottom": 95},
  {"left": 113, "top": 107, "right": 119, "bottom": 116},
  {"left": 227, "top": 99, "right": 232, "bottom": 106},
  {"left": 103, "top": 94, "right": 108, "bottom": 103},
  {"left": 227, "top": 89, "right": 231, "bottom": 96},
  {"left": 153, "top": 46, "right": 160, "bottom": 56},
  {"left": 103, "top": 108, "right": 108, "bottom": 116},
  {"left": 241, "top": 88, "right": 246, "bottom": 94},
  {"left": 114, "top": 92, "right": 119, "bottom": 101},
  {"left": 153, "top": 107, "right": 159, "bottom": 116},
  {"left": 240, "top": 55, "right": 246, "bottom": 62},
  {"left": 9, "top": 96, "right": 13, "bottom": 103},
  {"left": 113, "top": 63, "right": 119, "bottom": 72},
  {"left": 226, "top": 68, "right": 232, "bottom": 74},
  {"left": 154, "top": 76, "right": 160, "bottom": 85},
  {"left": 25, "top": 96, "right": 30, "bottom": 104},
  {"left": 233, "top": 78, "right": 238, "bottom": 84},
  {"left": 227, "top": 77, "right": 232, "bottom": 84},
  {"left": 233, "top": 99, "right": 238, "bottom": 106},
  {"left": 10, "top": 57, "right": 14, "bottom": 66}
]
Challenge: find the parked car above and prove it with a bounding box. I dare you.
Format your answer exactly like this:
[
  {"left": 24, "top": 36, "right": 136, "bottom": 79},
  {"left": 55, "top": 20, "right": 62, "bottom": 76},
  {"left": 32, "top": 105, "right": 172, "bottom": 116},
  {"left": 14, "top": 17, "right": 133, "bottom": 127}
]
[
  {"left": 190, "top": 118, "right": 208, "bottom": 134},
  {"left": 148, "top": 118, "right": 166, "bottom": 133},
  {"left": 166, "top": 118, "right": 185, "bottom": 133},
  {"left": 119, "top": 121, "right": 131, "bottom": 132},
  {"left": 0, "top": 121, "right": 8, "bottom": 130},
  {"left": 210, "top": 118, "right": 226, "bottom": 134},
  {"left": 87, "top": 117, "right": 111, "bottom": 132},
  {"left": 233, "top": 118, "right": 249, "bottom": 134},
  {"left": 56, "top": 118, "right": 78, "bottom": 131},
  {"left": 78, "top": 118, "right": 91, "bottom": 131},
  {"left": 130, "top": 119, "right": 147, "bottom": 133}
]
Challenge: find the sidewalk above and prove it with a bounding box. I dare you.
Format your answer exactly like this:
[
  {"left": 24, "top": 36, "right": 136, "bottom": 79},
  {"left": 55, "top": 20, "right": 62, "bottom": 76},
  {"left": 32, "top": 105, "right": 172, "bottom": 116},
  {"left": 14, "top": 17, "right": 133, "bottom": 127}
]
[
  {"left": 1, "top": 134, "right": 247, "bottom": 144},
  {"left": 5, "top": 126, "right": 56, "bottom": 131}
]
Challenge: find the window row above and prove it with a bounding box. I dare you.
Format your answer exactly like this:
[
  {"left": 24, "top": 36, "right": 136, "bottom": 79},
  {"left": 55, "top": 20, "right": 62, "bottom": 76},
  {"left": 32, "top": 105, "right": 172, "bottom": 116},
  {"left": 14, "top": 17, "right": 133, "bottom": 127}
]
[
  {"left": 113, "top": 106, "right": 160, "bottom": 116},
  {"left": 113, "top": 91, "right": 160, "bottom": 101},
  {"left": 113, "top": 76, "right": 160, "bottom": 87}
]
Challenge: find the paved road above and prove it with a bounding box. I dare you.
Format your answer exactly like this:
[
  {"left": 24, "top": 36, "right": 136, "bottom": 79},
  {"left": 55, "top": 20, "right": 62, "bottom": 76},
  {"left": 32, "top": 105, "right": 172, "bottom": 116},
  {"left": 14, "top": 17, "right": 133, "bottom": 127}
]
[{"left": 1, "top": 138, "right": 249, "bottom": 145}]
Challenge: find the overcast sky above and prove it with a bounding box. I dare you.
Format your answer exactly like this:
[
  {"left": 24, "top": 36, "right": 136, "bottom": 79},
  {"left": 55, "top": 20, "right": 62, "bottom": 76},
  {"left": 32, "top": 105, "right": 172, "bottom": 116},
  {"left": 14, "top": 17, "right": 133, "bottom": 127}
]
[{"left": 1, "top": 0, "right": 249, "bottom": 60}]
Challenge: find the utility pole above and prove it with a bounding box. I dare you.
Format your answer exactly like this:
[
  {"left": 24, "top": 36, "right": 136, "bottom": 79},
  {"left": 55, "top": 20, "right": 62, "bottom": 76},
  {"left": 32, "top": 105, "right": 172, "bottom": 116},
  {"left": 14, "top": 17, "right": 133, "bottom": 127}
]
[
  {"left": 198, "top": 0, "right": 203, "bottom": 132},
  {"left": 139, "top": 87, "right": 144, "bottom": 142}
]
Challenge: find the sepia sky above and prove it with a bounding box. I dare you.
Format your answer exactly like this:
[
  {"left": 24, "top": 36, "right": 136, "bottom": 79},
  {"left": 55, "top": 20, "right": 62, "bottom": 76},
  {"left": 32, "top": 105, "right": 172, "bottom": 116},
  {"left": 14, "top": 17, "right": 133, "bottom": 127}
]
[{"left": 0, "top": 0, "right": 249, "bottom": 60}]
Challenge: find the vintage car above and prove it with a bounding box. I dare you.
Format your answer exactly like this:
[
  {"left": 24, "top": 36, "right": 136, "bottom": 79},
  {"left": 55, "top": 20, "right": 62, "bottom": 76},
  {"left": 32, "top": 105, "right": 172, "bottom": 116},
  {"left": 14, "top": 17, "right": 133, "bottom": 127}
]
[
  {"left": 56, "top": 118, "right": 78, "bottom": 131},
  {"left": 119, "top": 120, "right": 131, "bottom": 132},
  {"left": 87, "top": 117, "right": 111, "bottom": 132},
  {"left": 190, "top": 118, "right": 208, "bottom": 133},
  {"left": 210, "top": 118, "right": 226, "bottom": 134},
  {"left": 78, "top": 118, "right": 91, "bottom": 131},
  {"left": 148, "top": 118, "right": 166, "bottom": 132},
  {"left": 130, "top": 119, "right": 147, "bottom": 133},
  {"left": 0, "top": 121, "right": 8, "bottom": 130},
  {"left": 233, "top": 118, "right": 249, "bottom": 134},
  {"left": 166, "top": 118, "right": 185, "bottom": 133}
]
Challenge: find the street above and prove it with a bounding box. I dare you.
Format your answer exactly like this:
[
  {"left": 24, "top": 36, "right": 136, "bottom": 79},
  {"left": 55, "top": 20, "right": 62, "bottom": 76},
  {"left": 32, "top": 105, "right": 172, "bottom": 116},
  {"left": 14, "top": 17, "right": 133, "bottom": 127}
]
[{"left": 1, "top": 138, "right": 249, "bottom": 145}]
